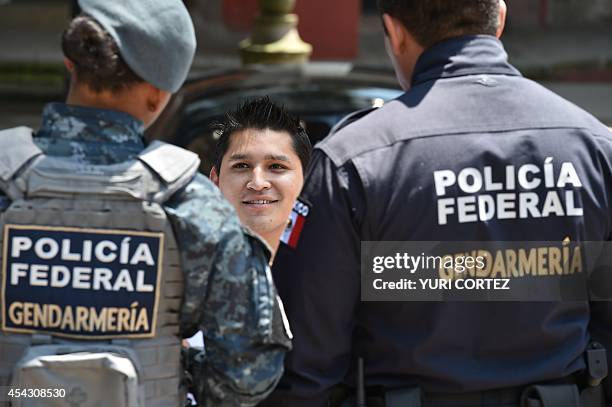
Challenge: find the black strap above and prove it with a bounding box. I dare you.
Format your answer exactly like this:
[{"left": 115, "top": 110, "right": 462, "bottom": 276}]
[
  {"left": 425, "top": 387, "right": 523, "bottom": 407},
  {"left": 579, "top": 386, "right": 605, "bottom": 407}
]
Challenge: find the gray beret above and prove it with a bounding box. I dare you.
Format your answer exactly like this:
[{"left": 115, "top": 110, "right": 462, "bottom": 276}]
[{"left": 78, "top": 0, "right": 196, "bottom": 92}]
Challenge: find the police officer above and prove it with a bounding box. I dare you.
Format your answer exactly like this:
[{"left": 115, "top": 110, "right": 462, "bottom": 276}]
[
  {"left": 0, "top": 1, "right": 290, "bottom": 406},
  {"left": 264, "top": 1, "right": 612, "bottom": 406}
]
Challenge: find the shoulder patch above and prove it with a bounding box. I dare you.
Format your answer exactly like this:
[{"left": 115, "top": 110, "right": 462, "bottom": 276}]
[{"left": 280, "top": 199, "right": 310, "bottom": 249}]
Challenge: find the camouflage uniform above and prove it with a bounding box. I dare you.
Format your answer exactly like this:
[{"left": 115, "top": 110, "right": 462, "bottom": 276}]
[{"left": 1, "top": 102, "right": 292, "bottom": 406}]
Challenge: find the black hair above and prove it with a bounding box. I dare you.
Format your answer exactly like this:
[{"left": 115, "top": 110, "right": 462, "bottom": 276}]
[
  {"left": 377, "top": 0, "right": 500, "bottom": 47},
  {"left": 213, "top": 97, "right": 312, "bottom": 174},
  {"left": 62, "top": 14, "right": 144, "bottom": 93}
]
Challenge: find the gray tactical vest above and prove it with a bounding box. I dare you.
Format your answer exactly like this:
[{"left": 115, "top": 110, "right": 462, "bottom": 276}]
[{"left": 0, "top": 127, "right": 200, "bottom": 406}]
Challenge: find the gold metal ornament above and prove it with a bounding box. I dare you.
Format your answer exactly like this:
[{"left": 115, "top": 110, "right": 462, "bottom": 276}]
[{"left": 240, "top": 0, "right": 313, "bottom": 65}]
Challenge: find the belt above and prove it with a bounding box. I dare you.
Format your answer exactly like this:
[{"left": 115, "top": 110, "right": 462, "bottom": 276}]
[
  {"left": 337, "top": 379, "right": 601, "bottom": 407},
  {"left": 425, "top": 387, "right": 524, "bottom": 407}
]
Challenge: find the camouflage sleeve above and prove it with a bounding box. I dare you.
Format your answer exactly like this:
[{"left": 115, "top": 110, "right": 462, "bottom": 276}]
[{"left": 164, "top": 174, "right": 292, "bottom": 406}]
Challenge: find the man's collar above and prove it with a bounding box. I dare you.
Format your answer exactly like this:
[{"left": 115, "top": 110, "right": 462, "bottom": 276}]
[
  {"left": 412, "top": 35, "right": 521, "bottom": 87},
  {"left": 34, "top": 102, "right": 146, "bottom": 164},
  {"left": 38, "top": 102, "right": 145, "bottom": 146}
]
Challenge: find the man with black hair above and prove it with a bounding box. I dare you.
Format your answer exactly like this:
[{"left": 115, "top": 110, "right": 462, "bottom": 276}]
[
  {"left": 210, "top": 97, "right": 312, "bottom": 255},
  {"left": 263, "top": 1, "right": 612, "bottom": 406}
]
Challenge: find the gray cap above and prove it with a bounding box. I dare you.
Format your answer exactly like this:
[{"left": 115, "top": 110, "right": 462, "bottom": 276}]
[{"left": 78, "top": 0, "right": 196, "bottom": 92}]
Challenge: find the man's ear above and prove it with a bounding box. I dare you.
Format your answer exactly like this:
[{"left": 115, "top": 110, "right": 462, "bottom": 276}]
[
  {"left": 496, "top": 0, "right": 507, "bottom": 38},
  {"left": 63, "top": 58, "right": 75, "bottom": 73},
  {"left": 145, "top": 84, "right": 164, "bottom": 113},
  {"left": 382, "top": 13, "right": 407, "bottom": 57},
  {"left": 210, "top": 166, "right": 220, "bottom": 186}
]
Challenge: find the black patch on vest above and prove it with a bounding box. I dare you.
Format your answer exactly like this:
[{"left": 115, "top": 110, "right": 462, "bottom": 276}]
[{"left": 2, "top": 225, "right": 163, "bottom": 339}]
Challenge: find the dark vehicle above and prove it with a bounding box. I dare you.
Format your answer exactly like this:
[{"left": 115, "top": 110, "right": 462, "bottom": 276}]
[{"left": 146, "top": 63, "right": 402, "bottom": 174}]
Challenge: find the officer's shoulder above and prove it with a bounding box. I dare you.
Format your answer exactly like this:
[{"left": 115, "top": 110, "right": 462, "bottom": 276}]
[
  {"left": 523, "top": 78, "right": 610, "bottom": 134},
  {"left": 318, "top": 101, "right": 403, "bottom": 166},
  {"left": 327, "top": 107, "right": 380, "bottom": 136},
  {"left": 592, "top": 126, "right": 612, "bottom": 151},
  {"left": 166, "top": 173, "right": 260, "bottom": 255},
  {"left": 166, "top": 172, "right": 237, "bottom": 223},
  {"left": 172, "top": 172, "right": 227, "bottom": 205}
]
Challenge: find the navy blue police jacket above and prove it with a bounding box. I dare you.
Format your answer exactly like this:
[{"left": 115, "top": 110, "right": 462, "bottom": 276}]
[{"left": 263, "top": 35, "right": 612, "bottom": 405}]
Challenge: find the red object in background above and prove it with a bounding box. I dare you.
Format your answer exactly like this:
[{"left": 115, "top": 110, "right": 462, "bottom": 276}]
[
  {"left": 539, "top": 0, "right": 548, "bottom": 27},
  {"left": 222, "top": 0, "right": 360, "bottom": 60},
  {"left": 222, "top": 0, "right": 259, "bottom": 31}
]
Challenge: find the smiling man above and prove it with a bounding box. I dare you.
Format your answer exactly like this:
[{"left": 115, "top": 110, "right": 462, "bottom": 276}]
[{"left": 210, "top": 97, "right": 312, "bottom": 255}]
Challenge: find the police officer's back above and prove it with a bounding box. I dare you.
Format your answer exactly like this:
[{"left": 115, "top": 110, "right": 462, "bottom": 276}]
[
  {"left": 0, "top": 1, "right": 291, "bottom": 406},
  {"left": 265, "top": 1, "right": 612, "bottom": 406}
]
